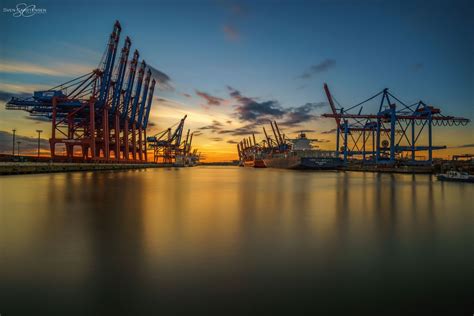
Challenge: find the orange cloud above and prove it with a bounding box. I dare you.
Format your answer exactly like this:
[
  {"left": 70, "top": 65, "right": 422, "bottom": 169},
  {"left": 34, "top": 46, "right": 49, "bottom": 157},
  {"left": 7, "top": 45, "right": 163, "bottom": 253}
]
[{"left": 0, "top": 60, "right": 94, "bottom": 77}]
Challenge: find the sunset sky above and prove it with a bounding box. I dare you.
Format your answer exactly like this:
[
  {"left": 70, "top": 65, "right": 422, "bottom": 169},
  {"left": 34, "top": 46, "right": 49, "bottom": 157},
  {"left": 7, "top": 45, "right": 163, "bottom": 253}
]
[{"left": 0, "top": 0, "right": 472, "bottom": 161}]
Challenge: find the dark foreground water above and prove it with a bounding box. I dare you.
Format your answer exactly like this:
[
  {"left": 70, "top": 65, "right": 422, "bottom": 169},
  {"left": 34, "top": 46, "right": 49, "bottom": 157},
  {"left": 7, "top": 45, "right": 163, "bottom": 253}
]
[{"left": 1, "top": 166, "right": 473, "bottom": 315}]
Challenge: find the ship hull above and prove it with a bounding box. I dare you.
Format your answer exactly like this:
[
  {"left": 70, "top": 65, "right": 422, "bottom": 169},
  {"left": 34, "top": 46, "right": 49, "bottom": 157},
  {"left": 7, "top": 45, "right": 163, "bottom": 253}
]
[
  {"left": 263, "top": 156, "right": 342, "bottom": 170},
  {"left": 243, "top": 159, "right": 266, "bottom": 168},
  {"left": 437, "top": 175, "right": 474, "bottom": 183}
]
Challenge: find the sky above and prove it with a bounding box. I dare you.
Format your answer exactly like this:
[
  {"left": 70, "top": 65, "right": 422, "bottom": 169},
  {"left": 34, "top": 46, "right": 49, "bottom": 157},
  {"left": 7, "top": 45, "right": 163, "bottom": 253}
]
[{"left": 0, "top": 0, "right": 473, "bottom": 161}]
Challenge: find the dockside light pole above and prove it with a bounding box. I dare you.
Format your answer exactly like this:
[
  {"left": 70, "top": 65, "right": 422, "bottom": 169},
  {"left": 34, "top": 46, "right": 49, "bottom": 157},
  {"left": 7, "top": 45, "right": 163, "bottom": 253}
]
[
  {"left": 12, "top": 129, "right": 16, "bottom": 156},
  {"left": 36, "top": 129, "right": 43, "bottom": 157},
  {"left": 17, "top": 141, "right": 21, "bottom": 156}
]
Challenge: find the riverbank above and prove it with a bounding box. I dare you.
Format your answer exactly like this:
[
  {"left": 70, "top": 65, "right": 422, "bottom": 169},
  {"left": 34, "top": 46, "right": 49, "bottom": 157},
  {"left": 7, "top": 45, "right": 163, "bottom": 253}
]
[{"left": 0, "top": 162, "right": 175, "bottom": 175}]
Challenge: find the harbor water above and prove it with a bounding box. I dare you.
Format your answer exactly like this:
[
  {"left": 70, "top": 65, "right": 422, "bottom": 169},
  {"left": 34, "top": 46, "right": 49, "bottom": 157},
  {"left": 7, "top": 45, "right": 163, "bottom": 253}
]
[{"left": 1, "top": 167, "right": 473, "bottom": 314}]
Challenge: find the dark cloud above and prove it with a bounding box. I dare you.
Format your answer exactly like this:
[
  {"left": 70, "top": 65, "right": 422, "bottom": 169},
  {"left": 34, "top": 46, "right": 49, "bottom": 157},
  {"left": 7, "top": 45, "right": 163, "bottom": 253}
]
[
  {"left": 411, "top": 63, "right": 424, "bottom": 72},
  {"left": 0, "top": 130, "right": 49, "bottom": 154},
  {"left": 195, "top": 90, "right": 224, "bottom": 106},
  {"left": 227, "top": 86, "right": 325, "bottom": 127},
  {"left": 227, "top": 86, "right": 253, "bottom": 103},
  {"left": 228, "top": 86, "right": 285, "bottom": 122},
  {"left": 226, "top": 120, "right": 232, "bottom": 124},
  {"left": 281, "top": 102, "right": 327, "bottom": 126},
  {"left": 181, "top": 92, "right": 192, "bottom": 98},
  {"left": 236, "top": 99, "right": 285, "bottom": 122},
  {"left": 321, "top": 128, "right": 337, "bottom": 134},
  {"left": 192, "top": 131, "right": 203, "bottom": 136},
  {"left": 147, "top": 64, "right": 173, "bottom": 91},
  {"left": 24, "top": 115, "right": 51, "bottom": 123},
  {"left": 210, "top": 137, "right": 223, "bottom": 142},
  {"left": 294, "top": 129, "right": 316, "bottom": 133},
  {"left": 454, "top": 143, "right": 474, "bottom": 148},
  {"left": 299, "top": 59, "right": 336, "bottom": 79},
  {"left": 0, "top": 90, "right": 30, "bottom": 102},
  {"left": 226, "top": 140, "right": 239, "bottom": 144},
  {"left": 218, "top": 123, "right": 261, "bottom": 136},
  {"left": 314, "top": 139, "right": 330, "bottom": 143},
  {"left": 198, "top": 120, "right": 224, "bottom": 133}
]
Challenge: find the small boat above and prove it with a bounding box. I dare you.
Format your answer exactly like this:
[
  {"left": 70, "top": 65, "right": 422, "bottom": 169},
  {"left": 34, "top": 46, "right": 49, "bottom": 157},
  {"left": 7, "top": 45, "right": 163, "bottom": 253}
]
[{"left": 437, "top": 170, "right": 474, "bottom": 183}]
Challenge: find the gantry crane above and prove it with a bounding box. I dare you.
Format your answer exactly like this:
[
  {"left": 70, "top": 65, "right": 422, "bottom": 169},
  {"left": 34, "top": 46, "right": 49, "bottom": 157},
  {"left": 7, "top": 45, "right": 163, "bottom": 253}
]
[
  {"left": 147, "top": 115, "right": 188, "bottom": 163},
  {"left": 6, "top": 21, "right": 156, "bottom": 163},
  {"left": 322, "top": 83, "right": 470, "bottom": 165}
]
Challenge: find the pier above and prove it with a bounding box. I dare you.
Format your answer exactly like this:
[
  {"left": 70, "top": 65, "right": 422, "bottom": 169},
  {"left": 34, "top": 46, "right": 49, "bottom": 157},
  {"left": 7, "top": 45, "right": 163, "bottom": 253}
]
[{"left": 0, "top": 162, "right": 173, "bottom": 175}]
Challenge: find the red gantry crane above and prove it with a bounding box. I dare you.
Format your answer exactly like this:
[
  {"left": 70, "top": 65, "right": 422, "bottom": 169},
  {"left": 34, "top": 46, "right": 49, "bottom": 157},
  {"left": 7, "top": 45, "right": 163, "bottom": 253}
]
[{"left": 6, "top": 21, "right": 157, "bottom": 163}]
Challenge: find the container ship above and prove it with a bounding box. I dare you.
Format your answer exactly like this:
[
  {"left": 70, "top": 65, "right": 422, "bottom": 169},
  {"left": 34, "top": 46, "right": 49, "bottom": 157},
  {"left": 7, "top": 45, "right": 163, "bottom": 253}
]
[
  {"left": 242, "top": 157, "right": 266, "bottom": 168},
  {"left": 262, "top": 131, "right": 342, "bottom": 170},
  {"left": 237, "top": 134, "right": 266, "bottom": 168},
  {"left": 237, "top": 121, "right": 342, "bottom": 170}
]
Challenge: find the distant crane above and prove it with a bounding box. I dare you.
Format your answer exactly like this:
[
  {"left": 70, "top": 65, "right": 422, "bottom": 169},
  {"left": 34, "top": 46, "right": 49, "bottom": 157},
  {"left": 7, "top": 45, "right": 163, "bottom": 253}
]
[
  {"left": 322, "top": 83, "right": 470, "bottom": 165},
  {"left": 147, "top": 115, "right": 188, "bottom": 164}
]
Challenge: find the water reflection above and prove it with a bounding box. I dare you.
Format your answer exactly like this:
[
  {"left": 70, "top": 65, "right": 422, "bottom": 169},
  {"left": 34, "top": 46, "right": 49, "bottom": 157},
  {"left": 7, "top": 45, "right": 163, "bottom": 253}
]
[{"left": 0, "top": 167, "right": 473, "bottom": 314}]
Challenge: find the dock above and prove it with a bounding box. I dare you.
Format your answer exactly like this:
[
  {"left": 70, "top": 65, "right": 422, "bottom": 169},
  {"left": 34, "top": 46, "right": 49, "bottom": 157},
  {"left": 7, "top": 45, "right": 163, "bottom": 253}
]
[
  {"left": 0, "top": 162, "right": 174, "bottom": 176},
  {"left": 341, "top": 164, "right": 436, "bottom": 174}
]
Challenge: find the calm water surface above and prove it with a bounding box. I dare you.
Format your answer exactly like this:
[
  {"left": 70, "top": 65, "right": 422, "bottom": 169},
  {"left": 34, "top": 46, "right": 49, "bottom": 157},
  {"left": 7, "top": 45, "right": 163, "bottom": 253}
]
[{"left": 1, "top": 167, "right": 473, "bottom": 314}]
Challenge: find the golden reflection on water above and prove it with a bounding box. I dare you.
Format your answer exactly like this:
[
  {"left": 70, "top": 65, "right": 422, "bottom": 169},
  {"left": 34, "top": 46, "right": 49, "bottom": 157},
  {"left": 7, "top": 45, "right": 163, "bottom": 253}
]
[{"left": 1, "top": 167, "right": 473, "bottom": 313}]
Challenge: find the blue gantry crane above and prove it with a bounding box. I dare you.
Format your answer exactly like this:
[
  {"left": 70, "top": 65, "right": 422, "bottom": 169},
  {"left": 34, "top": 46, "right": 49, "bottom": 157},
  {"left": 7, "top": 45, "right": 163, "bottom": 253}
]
[
  {"left": 322, "top": 83, "right": 470, "bottom": 165},
  {"left": 147, "top": 115, "right": 194, "bottom": 164}
]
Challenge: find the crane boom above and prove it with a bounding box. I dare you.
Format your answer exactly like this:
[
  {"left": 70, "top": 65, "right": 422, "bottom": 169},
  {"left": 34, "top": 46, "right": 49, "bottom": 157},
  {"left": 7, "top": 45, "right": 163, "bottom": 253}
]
[
  {"left": 270, "top": 121, "right": 280, "bottom": 146},
  {"left": 130, "top": 60, "right": 146, "bottom": 124},
  {"left": 262, "top": 126, "right": 271, "bottom": 147},
  {"left": 121, "top": 49, "right": 139, "bottom": 120},
  {"left": 110, "top": 36, "right": 131, "bottom": 114},
  {"left": 324, "top": 83, "right": 340, "bottom": 127},
  {"left": 143, "top": 79, "right": 156, "bottom": 129},
  {"left": 172, "top": 115, "right": 187, "bottom": 146},
  {"left": 184, "top": 129, "right": 190, "bottom": 153},
  {"left": 99, "top": 20, "right": 121, "bottom": 106},
  {"left": 137, "top": 68, "right": 151, "bottom": 127},
  {"left": 274, "top": 121, "right": 284, "bottom": 144},
  {"left": 188, "top": 132, "right": 194, "bottom": 154}
]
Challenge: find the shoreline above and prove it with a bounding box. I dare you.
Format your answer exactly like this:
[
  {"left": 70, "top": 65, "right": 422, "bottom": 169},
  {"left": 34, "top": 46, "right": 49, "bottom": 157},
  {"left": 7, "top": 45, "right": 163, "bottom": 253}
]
[{"left": 0, "top": 162, "right": 176, "bottom": 176}]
